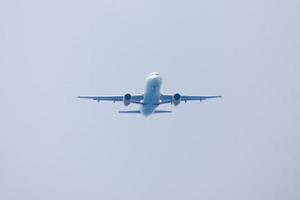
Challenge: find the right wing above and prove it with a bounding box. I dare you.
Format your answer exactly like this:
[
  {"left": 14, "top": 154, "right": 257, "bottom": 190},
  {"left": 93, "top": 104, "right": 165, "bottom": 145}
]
[
  {"left": 160, "top": 94, "right": 221, "bottom": 104},
  {"left": 78, "top": 95, "right": 144, "bottom": 104}
]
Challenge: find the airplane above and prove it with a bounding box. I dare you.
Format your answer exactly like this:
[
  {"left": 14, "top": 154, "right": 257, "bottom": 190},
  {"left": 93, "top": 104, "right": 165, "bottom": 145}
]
[{"left": 78, "top": 72, "right": 221, "bottom": 117}]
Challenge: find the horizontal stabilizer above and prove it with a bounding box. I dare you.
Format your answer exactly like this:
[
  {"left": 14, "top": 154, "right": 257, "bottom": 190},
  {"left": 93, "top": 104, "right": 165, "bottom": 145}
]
[
  {"left": 119, "top": 110, "right": 141, "bottom": 114},
  {"left": 119, "top": 110, "right": 172, "bottom": 114},
  {"left": 154, "top": 110, "right": 172, "bottom": 113}
]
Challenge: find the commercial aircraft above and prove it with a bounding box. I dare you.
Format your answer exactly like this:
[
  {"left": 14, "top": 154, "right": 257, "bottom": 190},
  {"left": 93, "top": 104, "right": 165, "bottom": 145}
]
[{"left": 78, "top": 72, "right": 221, "bottom": 117}]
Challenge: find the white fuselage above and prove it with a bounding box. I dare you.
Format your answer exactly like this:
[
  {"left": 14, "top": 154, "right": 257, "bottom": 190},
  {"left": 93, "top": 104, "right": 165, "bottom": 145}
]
[{"left": 141, "top": 73, "right": 162, "bottom": 116}]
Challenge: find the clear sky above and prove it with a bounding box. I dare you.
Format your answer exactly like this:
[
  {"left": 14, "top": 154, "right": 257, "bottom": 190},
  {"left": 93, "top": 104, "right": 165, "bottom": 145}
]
[{"left": 0, "top": 0, "right": 299, "bottom": 199}]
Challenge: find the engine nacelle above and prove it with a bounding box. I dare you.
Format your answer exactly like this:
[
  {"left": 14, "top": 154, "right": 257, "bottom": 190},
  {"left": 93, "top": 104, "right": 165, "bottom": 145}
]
[
  {"left": 123, "top": 93, "right": 131, "bottom": 106},
  {"left": 173, "top": 93, "right": 181, "bottom": 106}
]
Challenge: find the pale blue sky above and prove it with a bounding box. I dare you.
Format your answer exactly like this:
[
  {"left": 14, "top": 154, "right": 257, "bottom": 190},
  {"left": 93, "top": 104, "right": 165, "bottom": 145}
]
[{"left": 0, "top": 0, "right": 299, "bottom": 200}]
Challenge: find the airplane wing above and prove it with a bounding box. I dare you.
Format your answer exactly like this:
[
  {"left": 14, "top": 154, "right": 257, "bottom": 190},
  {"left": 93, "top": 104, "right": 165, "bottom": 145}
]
[
  {"left": 78, "top": 95, "right": 144, "bottom": 104},
  {"left": 160, "top": 94, "right": 221, "bottom": 104}
]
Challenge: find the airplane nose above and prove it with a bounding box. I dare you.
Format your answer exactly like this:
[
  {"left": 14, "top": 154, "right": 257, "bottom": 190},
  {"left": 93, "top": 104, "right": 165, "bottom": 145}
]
[
  {"left": 146, "top": 72, "right": 162, "bottom": 89},
  {"left": 150, "top": 75, "right": 162, "bottom": 85}
]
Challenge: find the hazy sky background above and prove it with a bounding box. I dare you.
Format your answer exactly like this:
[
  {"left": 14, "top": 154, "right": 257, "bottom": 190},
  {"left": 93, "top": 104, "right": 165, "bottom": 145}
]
[{"left": 0, "top": 0, "right": 299, "bottom": 200}]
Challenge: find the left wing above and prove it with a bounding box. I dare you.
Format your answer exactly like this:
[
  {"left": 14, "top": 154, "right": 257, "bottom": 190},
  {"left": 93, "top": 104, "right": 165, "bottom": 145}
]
[
  {"left": 78, "top": 95, "right": 144, "bottom": 104},
  {"left": 160, "top": 94, "right": 221, "bottom": 104}
]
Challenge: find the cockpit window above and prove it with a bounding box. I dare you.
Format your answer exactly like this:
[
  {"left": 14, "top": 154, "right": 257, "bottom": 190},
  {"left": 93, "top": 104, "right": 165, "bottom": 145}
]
[{"left": 150, "top": 72, "right": 159, "bottom": 76}]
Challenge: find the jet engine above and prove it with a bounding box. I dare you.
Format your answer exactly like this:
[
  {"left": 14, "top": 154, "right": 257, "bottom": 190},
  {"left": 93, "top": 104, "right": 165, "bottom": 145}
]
[
  {"left": 123, "top": 93, "right": 131, "bottom": 106},
  {"left": 173, "top": 93, "right": 181, "bottom": 106}
]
